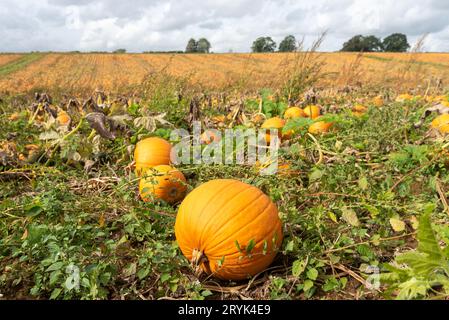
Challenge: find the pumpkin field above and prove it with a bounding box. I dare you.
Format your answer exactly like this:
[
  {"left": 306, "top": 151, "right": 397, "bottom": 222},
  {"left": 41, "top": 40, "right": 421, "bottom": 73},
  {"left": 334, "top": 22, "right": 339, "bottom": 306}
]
[{"left": 2, "top": 49, "right": 449, "bottom": 300}]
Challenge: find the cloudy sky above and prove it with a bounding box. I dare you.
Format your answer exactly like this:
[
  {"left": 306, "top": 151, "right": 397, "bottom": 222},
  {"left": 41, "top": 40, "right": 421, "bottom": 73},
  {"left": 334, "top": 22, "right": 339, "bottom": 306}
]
[{"left": 1, "top": 0, "right": 448, "bottom": 53}]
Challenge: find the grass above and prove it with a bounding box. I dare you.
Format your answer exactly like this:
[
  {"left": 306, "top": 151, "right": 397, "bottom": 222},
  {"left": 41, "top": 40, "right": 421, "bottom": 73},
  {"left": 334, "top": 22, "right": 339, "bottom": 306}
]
[
  {"left": 0, "top": 53, "right": 46, "bottom": 78},
  {"left": 2, "top": 86, "right": 449, "bottom": 300}
]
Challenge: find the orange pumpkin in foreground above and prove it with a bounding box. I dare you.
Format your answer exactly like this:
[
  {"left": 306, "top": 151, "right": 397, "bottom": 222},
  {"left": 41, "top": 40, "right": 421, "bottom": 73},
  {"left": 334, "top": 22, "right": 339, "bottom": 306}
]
[
  {"left": 175, "top": 179, "right": 283, "bottom": 280},
  {"left": 134, "top": 137, "right": 172, "bottom": 176},
  {"left": 139, "top": 165, "right": 187, "bottom": 204}
]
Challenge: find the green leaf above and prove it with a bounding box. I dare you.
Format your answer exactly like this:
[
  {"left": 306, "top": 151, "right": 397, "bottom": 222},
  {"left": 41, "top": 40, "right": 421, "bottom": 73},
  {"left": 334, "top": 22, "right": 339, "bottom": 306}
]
[
  {"left": 292, "top": 259, "right": 307, "bottom": 277},
  {"left": 284, "top": 240, "right": 294, "bottom": 252},
  {"left": 303, "top": 280, "right": 314, "bottom": 292},
  {"left": 246, "top": 239, "right": 256, "bottom": 254},
  {"left": 49, "top": 270, "right": 61, "bottom": 286},
  {"left": 358, "top": 176, "right": 368, "bottom": 190},
  {"left": 341, "top": 208, "right": 360, "bottom": 227},
  {"left": 25, "top": 205, "right": 43, "bottom": 217},
  {"left": 396, "top": 278, "right": 429, "bottom": 300},
  {"left": 235, "top": 240, "right": 242, "bottom": 253},
  {"left": 390, "top": 218, "right": 406, "bottom": 232},
  {"left": 309, "top": 168, "right": 323, "bottom": 183},
  {"left": 283, "top": 118, "right": 313, "bottom": 133},
  {"left": 46, "top": 262, "right": 64, "bottom": 272},
  {"left": 160, "top": 273, "right": 171, "bottom": 283},
  {"left": 306, "top": 268, "right": 318, "bottom": 280},
  {"left": 417, "top": 212, "right": 442, "bottom": 260},
  {"left": 50, "top": 288, "right": 62, "bottom": 300}
]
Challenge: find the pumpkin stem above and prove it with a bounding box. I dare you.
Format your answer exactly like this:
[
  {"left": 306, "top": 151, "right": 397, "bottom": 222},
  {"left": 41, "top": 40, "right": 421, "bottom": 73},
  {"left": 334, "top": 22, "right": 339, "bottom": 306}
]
[{"left": 191, "top": 249, "right": 208, "bottom": 277}]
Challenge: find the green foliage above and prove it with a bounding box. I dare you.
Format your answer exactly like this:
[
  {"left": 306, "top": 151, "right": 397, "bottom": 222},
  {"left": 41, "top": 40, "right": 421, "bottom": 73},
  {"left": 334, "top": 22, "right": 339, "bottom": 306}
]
[
  {"left": 251, "top": 37, "right": 277, "bottom": 53},
  {"left": 383, "top": 33, "right": 410, "bottom": 52},
  {"left": 279, "top": 35, "right": 297, "bottom": 52},
  {"left": 341, "top": 35, "right": 383, "bottom": 52},
  {"left": 380, "top": 206, "right": 449, "bottom": 299}
]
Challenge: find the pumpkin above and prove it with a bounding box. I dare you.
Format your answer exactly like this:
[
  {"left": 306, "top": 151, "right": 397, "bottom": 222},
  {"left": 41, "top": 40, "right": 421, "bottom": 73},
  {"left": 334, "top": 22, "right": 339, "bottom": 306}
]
[
  {"left": 261, "top": 117, "right": 285, "bottom": 144},
  {"left": 352, "top": 104, "right": 367, "bottom": 117},
  {"left": 134, "top": 137, "right": 172, "bottom": 176},
  {"left": 201, "top": 130, "right": 221, "bottom": 145},
  {"left": 175, "top": 179, "right": 283, "bottom": 280},
  {"left": 139, "top": 165, "right": 187, "bottom": 204},
  {"left": 8, "top": 113, "right": 20, "bottom": 121},
  {"left": 395, "top": 93, "right": 413, "bottom": 102},
  {"left": 372, "top": 96, "right": 384, "bottom": 107},
  {"left": 308, "top": 120, "right": 333, "bottom": 134},
  {"left": 57, "top": 110, "right": 71, "bottom": 126},
  {"left": 431, "top": 114, "right": 449, "bottom": 134},
  {"left": 303, "top": 105, "right": 321, "bottom": 119},
  {"left": 284, "top": 107, "right": 305, "bottom": 119}
]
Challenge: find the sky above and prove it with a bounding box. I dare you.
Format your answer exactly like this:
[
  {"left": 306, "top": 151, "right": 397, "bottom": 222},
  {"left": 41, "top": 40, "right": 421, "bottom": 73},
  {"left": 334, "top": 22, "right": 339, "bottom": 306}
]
[{"left": 1, "top": 0, "right": 449, "bottom": 53}]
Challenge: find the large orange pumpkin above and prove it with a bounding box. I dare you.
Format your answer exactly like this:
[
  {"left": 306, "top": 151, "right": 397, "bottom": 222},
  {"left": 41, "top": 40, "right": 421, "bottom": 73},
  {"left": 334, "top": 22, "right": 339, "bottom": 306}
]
[
  {"left": 175, "top": 179, "right": 283, "bottom": 280},
  {"left": 134, "top": 137, "right": 172, "bottom": 176},
  {"left": 303, "top": 105, "right": 321, "bottom": 119},
  {"left": 261, "top": 117, "right": 285, "bottom": 144},
  {"left": 284, "top": 107, "right": 305, "bottom": 119},
  {"left": 139, "top": 165, "right": 187, "bottom": 204}
]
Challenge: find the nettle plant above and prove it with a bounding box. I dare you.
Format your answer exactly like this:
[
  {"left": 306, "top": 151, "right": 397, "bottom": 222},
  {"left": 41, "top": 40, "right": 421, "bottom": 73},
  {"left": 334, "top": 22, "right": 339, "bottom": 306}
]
[{"left": 380, "top": 204, "right": 449, "bottom": 299}]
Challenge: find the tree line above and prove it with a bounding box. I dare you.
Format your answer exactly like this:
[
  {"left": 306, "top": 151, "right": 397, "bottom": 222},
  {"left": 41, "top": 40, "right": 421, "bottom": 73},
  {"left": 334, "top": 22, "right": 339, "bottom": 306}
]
[{"left": 181, "top": 33, "right": 410, "bottom": 54}]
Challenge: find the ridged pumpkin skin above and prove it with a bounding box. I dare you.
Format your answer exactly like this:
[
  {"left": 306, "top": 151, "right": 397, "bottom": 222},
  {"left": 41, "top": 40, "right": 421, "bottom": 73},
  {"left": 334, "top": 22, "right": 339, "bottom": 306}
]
[
  {"left": 175, "top": 179, "right": 283, "bottom": 280},
  {"left": 431, "top": 114, "right": 449, "bottom": 134},
  {"left": 139, "top": 165, "right": 187, "bottom": 204},
  {"left": 303, "top": 105, "right": 321, "bottom": 119},
  {"left": 134, "top": 137, "right": 172, "bottom": 176},
  {"left": 261, "top": 117, "right": 285, "bottom": 144},
  {"left": 284, "top": 107, "right": 305, "bottom": 119}
]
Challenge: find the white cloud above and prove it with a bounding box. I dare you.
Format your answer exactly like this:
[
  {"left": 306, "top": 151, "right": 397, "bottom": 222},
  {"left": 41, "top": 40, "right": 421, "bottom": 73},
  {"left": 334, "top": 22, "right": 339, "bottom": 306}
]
[{"left": 0, "top": 0, "right": 448, "bottom": 52}]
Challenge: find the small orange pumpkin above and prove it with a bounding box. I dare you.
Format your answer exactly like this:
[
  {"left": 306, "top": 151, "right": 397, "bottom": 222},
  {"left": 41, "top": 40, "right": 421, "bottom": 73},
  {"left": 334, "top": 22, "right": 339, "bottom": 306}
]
[
  {"left": 372, "top": 96, "right": 384, "bottom": 107},
  {"left": 134, "top": 137, "right": 172, "bottom": 176},
  {"left": 308, "top": 120, "right": 333, "bottom": 134},
  {"left": 175, "top": 179, "right": 283, "bottom": 280},
  {"left": 431, "top": 114, "right": 449, "bottom": 134},
  {"left": 261, "top": 117, "right": 285, "bottom": 144},
  {"left": 303, "top": 105, "right": 321, "bottom": 119},
  {"left": 284, "top": 107, "right": 305, "bottom": 119},
  {"left": 57, "top": 110, "right": 71, "bottom": 126},
  {"left": 352, "top": 104, "right": 367, "bottom": 117},
  {"left": 139, "top": 165, "right": 187, "bottom": 204}
]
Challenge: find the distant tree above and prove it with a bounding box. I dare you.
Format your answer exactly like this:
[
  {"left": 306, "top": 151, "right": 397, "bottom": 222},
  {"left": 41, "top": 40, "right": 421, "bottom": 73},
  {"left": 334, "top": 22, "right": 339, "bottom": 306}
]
[
  {"left": 185, "top": 38, "right": 198, "bottom": 53},
  {"left": 278, "top": 35, "right": 297, "bottom": 52},
  {"left": 341, "top": 35, "right": 382, "bottom": 52},
  {"left": 363, "top": 35, "right": 383, "bottom": 52},
  {"left": 197, "top": 38, "right": 211, "bottom": 53},
  {"left": 341, "top": 35, "right": 365, "bottom": 52},
  {"left": 251, "top": 37, "right": 277, "bottom": 53},
  {"left": 113, "top": 48, "right": 126, "bottom": 53},
  {"left": 383, "top": 33, "right": 410, "bottom": 52}
]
